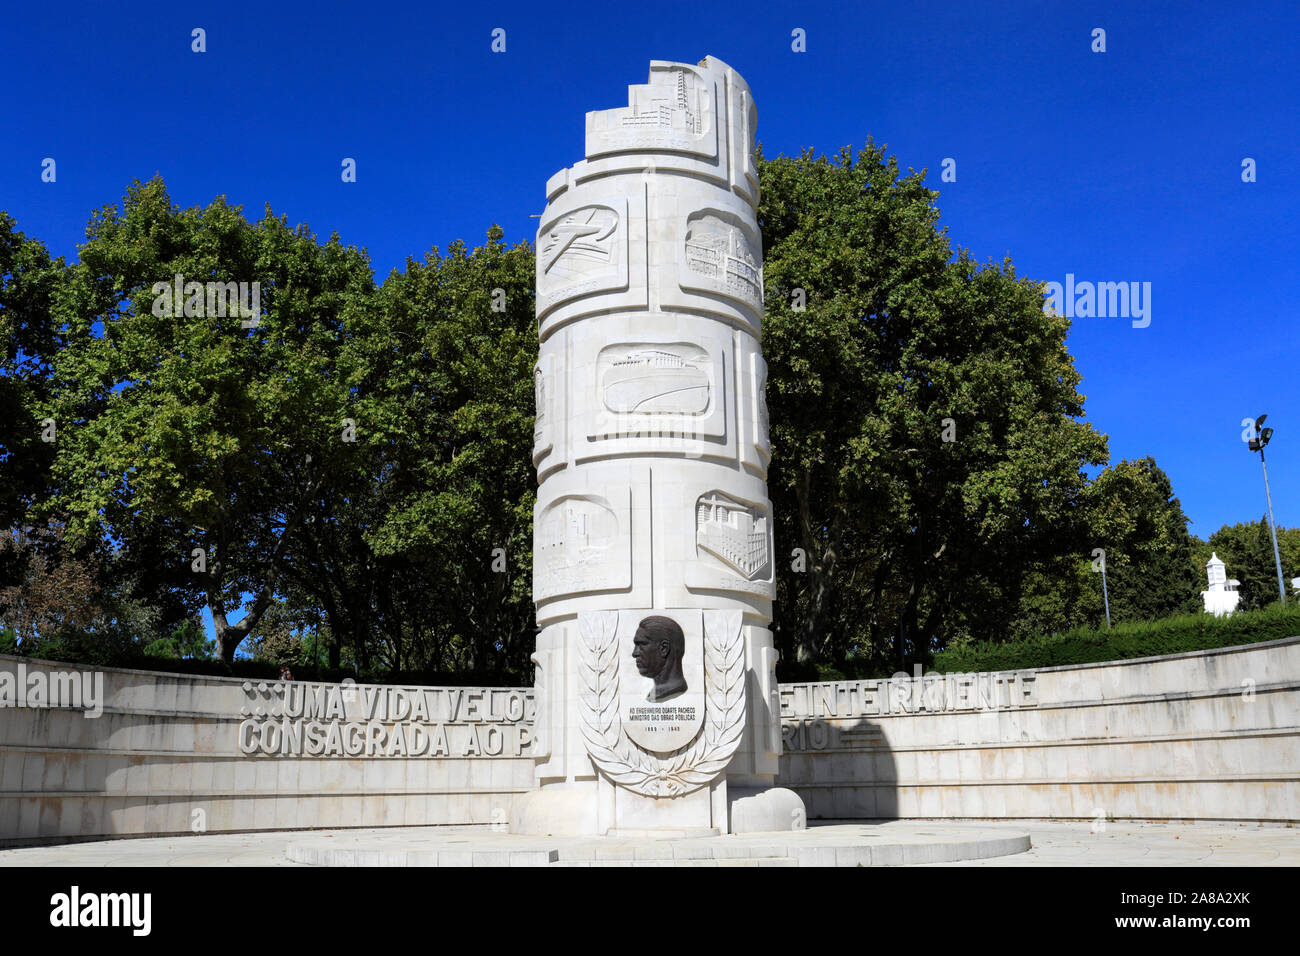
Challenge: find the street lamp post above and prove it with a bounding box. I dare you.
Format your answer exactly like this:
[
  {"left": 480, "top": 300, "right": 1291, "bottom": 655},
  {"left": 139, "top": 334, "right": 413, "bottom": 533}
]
[
  {"left": 1092, "top": 547, "right": 1112, "bottom": 628},
  {"left": 1101, "top": 559, "right": 1112, "bottom": 628},
  {"left": 1248, "top": 414, "right": 1287, "bottom": 606}
]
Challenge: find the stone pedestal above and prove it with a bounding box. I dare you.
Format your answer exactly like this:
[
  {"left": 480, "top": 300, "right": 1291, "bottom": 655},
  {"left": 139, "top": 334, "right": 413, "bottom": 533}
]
[{"left": 513, "top": 56, "right": 804, "bottom": 836}]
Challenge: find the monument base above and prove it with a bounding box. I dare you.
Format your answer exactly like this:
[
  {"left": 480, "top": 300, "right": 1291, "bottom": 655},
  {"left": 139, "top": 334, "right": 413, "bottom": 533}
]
[
  {"left": 510, "top": 784, "right": 598, "bottom": 837},
  {"left": 728, "top": 787, "right": 807, "bottom": 834},
  {"left": 511, "top": 781, "right": 807, "bottom": 836},
  {"left": 606, "top": 828, "right": 721, "bottom": 838}
]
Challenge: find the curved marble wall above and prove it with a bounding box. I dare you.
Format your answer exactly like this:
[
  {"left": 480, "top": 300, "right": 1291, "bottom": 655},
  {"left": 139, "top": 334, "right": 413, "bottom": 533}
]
[{"left": 2, "top": 636, "right": 1296, "bottom": 844}]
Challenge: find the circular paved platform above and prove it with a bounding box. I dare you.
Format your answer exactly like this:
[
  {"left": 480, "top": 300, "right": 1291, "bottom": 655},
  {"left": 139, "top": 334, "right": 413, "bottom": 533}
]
[
  {"left": 284, "top": 822, "right": 1029, "bottom": 866},
  {"left": 4, "top": 822, "right": 1299, "bottom": 867}
]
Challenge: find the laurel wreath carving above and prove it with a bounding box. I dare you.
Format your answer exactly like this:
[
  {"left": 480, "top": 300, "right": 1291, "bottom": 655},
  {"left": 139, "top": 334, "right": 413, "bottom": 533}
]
[{"left": 578, "top": 609, "right": 746, "bottom": 797}]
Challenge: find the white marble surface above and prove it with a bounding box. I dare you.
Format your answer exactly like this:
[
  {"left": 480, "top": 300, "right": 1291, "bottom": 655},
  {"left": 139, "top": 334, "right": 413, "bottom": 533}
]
[
  {"left": 5, "top": 821, "right": 1299, "bottom": 867},
  {"left": 522, "top": 56, "right": 793, "bottom": 835}
]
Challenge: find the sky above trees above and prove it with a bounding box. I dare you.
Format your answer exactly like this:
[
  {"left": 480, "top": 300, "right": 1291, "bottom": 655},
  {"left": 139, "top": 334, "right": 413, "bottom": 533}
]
[{"left": 2, "top": 0, "right": 1296, "bottom": 537}]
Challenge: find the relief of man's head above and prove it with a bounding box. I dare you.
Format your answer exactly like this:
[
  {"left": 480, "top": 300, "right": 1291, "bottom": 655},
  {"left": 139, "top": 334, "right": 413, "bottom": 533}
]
[{"left": 631, "top": 615, "right": 688, "bottom": 703}]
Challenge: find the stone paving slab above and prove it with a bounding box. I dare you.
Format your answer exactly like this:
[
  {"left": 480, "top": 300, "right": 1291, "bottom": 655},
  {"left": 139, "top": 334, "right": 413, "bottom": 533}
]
[{"left": 1, "top": 821, "right": 1296, "bottom": 867}]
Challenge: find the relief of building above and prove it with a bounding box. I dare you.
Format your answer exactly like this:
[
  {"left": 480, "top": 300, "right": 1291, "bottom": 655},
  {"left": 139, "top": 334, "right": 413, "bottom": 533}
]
[
  {"left": 684, "top": 211, "right": 761, "bottom": 305},
  {"left": 535, "top": 494, "right": 628, "bottom": 599},
  {"left": 619, "top": 68, "right": 706, "bottom": 136},
  {"left": 696, "top": 491, "right": 770, "bottom": 580},
  {"left": 601, "top": 347, "right": 710, "bottom": 414}
]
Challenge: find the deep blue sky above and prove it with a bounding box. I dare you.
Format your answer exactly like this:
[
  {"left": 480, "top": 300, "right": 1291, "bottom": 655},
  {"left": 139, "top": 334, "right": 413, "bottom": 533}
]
[{"left": 3, "top": 0, "right": 1297, "bottom": 541}]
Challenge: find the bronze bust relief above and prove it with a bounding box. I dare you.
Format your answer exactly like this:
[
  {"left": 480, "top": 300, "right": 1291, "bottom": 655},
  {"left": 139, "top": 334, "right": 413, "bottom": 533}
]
[{"left": 631, "top": 615, "right": 688, "bottom": 703}]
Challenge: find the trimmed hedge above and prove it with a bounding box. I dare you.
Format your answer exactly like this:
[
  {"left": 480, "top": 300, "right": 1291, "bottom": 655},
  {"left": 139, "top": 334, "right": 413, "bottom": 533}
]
[
  {"left": 931, "top": 602, "right": 1300, "bottom": 674},
  {"left": 11, "top": 604, "right": 1298, "bottom": 686},
  {"left": 0, "top": 640, "right": 521, "bottom": 687}
]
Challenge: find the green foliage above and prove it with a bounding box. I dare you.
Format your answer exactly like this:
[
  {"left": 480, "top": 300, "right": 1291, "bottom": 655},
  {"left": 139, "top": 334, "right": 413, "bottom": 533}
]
[
  {"left": 1086, "top": 457, "right": 1200, "bottom": 622},
  {"left": 1004, "top": 457, "right": 1202, "bottom": 641},
  {"left": 0, "top": 161, "right": 1280, "bottom": 682},
  {"left": 760, "top": 143, "right": 1108, "bottom": 672},
  {"left": 0, "top": 214, "right": 63, "bottom": 595},
  {"left": 12, "top": 178, "right": 536, "bottom": 677},
  {"left": 1192, "top": 520, "right": 1299, "bottom": 611},
  {"left": 44, "top": 178, "right": 378, "bottom": 660},
  {"left": 143, "top": 618, "right": 214, "bottom": 660},
  {"left": 931, "top": 602, "right": 1300, "bottom": 673},
  {"left": 315, "top": 222, "right": 537, "bottom": 677}
]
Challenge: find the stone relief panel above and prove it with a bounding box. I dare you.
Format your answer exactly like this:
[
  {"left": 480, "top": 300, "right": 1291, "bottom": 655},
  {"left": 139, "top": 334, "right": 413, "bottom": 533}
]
[
  {"left": 601, "top": 345, "right": 710, "bottom": 415},
  {"left": 586, "top": 62, "right": 718, "bottom": 160},
  {"left": 534, "top": 491, "right": 632, "bottom": 601},
  {"left": 696, "top": 491, "right": 770, "bottom": 581},
  {"left": 532, "top": 353, "right": 555, "bottom": 463},
  {"left": 684, "top": 489, "right": 776, "bottom": 598},
  {"left": 728, "top": 80, "right": 760, "bottom": 204},
  {"left": 535, "top": 196, "right": 631, "bottom": 320},
  {"left": 580, "top": 331, "right": 731, "bottom": 454},
  {"left": 540, "top": 205, "right": 618, "bottom": 280},
  {"left": 680, "top": 209, "right": 763, "bottom": 313},
  {"left": 577, "top": 608, "right": 746, "bottom": 797},
  {"left": 750, "top": 351, "right": 771, "bottom": 465}
]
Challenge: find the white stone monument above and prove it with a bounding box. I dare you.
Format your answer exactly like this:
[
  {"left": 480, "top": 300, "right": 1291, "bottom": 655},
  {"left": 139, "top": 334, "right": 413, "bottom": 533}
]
[
  {"left": 513, "top": 56, "right": 804, "bottom": 836},
  {"left": 1201, "top": 552, "right": 1241, "bottom": 617}
]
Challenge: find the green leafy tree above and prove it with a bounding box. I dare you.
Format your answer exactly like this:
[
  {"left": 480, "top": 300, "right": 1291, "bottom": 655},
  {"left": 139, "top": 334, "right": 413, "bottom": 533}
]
[
  {"left": 758, "top": 144, "right": 1108, "bottom": 671},
  {"left": 343, "top": 226, "right": 537, "bottom": 677},
  {"left": 0, "top": 214, "right": 63, "bottom": 590},
  {"left": 1193, "top": 519, "right": 1299, "bottom": 611},
  {"left": 1084, "top": 457, "right": 1200, "bottom": 624},
  {"left": 143, "top": 617, "right": 214, "bottom": 660},
  {"left": 45, "top": 178, "right": 376, "bottom": 661}
]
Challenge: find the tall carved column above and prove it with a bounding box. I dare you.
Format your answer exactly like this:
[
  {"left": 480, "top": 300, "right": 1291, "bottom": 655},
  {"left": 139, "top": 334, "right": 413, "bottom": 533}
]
[{"left": 513, "top": 56, "right": 804, "bottom": 835}]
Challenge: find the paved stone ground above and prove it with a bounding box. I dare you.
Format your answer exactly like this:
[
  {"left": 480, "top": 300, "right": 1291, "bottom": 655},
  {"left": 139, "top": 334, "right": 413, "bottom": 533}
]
[
  {"left": 0, "top": 821, "right": 1296, "bottom": 866},
  {"left": 283, "top": 821, "right": 1030, "bottom": 866},
  {"left": 926, "top": 821, "right": 1300, "bottom": 866}
]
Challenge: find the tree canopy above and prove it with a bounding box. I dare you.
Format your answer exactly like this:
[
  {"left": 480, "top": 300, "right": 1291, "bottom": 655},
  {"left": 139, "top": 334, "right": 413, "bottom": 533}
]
[{"left": 0, "top": 157, "right": 1278, "bottom": 681}]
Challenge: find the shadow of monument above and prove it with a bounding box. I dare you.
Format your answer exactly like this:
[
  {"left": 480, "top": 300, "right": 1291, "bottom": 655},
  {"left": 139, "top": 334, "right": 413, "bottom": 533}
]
[{"left": 777, "top": 715, "right": 898, "bottom": 823}]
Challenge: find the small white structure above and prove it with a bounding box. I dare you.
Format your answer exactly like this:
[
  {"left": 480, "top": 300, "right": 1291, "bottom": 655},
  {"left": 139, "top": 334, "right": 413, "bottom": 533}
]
[{"left": 1202, "top": 552, "right": 1242, "bottom": 617}]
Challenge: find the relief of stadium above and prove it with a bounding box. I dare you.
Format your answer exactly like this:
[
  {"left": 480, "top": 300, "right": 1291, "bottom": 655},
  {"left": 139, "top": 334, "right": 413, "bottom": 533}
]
[{"left": 695, "top": 491, "right": 770, "bottom": 581}]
